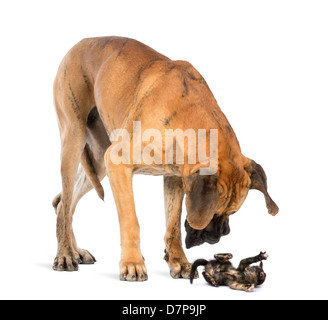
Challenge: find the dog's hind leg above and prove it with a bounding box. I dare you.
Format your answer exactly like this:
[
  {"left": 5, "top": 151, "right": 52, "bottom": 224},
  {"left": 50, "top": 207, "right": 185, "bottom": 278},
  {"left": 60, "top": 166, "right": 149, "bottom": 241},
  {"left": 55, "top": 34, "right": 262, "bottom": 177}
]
[
  {"left": 70, "top": 150, "right": 107, "bottom": 264},
  {"left": 52, "top": 53, "right": 98, "bottom": 271},
  {"left": 52, "top": 154, "right": 105, "bottom": 266},
  {"left": 53, "top": 107, "right": 110, "bottom": 266},
  {"left": 164, "top": 176, "right": 196, "bottom": 279},
  {"left": 70, "top": 167, "right": 102, "bottom": 265},
  {"left": 53, "top": 123, "right": 87, "bottom": 271}
]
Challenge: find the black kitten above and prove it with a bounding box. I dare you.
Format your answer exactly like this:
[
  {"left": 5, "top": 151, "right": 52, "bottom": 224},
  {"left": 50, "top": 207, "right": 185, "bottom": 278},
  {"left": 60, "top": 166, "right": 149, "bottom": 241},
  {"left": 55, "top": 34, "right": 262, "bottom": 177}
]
[{"left": 190, "top": 252, "right": 268, "bottom": 292}]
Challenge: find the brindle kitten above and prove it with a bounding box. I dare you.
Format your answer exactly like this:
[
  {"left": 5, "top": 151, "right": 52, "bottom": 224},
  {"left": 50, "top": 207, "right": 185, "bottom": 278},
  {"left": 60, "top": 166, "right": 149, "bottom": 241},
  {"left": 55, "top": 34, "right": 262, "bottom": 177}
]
[{"left": 190, "top": 252, "right": 268, "bottom": 292}]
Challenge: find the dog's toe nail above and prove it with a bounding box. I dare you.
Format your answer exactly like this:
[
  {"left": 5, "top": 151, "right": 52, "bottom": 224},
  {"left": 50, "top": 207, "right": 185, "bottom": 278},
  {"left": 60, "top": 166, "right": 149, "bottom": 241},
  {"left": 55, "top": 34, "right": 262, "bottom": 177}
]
[
  {"left": 170, "top": 271, "right": 181, "bottom": 279},
  {"left": 139, "top": 274, "right": 148, "bottom": 281}
]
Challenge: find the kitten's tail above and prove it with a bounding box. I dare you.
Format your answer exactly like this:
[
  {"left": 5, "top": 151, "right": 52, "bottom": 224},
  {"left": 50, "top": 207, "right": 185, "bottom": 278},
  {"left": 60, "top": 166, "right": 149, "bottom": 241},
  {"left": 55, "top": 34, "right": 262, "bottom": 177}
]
[{"left": 190, "top": 259, "right": 208, "bottom": 284}]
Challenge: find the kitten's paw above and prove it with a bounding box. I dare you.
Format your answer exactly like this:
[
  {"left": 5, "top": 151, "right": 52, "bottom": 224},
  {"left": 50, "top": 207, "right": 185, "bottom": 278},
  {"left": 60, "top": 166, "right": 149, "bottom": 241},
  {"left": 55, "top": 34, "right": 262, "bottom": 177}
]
[
  {"left": 246, "top": 284, "right": 255, "bottom": 292},
  {"left": 214, "top": 253, "right": 233, "bottom": 260},
  {"left": 260, "top": 252, "right": 269, "bottom": 260},
  {"left": 202, "top": 272, "right": 218, "bottom": 287}
]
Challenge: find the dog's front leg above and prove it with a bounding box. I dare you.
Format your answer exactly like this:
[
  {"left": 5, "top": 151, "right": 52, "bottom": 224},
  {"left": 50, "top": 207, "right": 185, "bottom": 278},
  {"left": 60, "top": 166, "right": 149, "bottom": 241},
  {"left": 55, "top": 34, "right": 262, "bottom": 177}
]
[
  {"left": 164, "top": 176, "right": 196, "bottom": 279},
  {"left": 105, "top": 151, "right": 148, "bottom": 281}
]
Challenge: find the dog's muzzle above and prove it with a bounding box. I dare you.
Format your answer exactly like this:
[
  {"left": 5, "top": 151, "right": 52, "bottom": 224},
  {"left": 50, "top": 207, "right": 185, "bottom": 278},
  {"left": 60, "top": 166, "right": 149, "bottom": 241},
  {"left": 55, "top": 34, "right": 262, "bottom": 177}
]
[{"left": 185, "top": 214, "right": 231, "bottom": 249}]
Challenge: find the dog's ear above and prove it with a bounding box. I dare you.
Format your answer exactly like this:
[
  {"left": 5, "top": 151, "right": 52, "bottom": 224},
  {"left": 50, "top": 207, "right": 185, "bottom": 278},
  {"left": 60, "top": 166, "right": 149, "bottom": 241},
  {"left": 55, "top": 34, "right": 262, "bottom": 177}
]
[
  {"left": 244, "top": 159, "right": 279, "bottom": 216},
  {"left": 184, "top": 173, "right": 220, "bottom": 230}
]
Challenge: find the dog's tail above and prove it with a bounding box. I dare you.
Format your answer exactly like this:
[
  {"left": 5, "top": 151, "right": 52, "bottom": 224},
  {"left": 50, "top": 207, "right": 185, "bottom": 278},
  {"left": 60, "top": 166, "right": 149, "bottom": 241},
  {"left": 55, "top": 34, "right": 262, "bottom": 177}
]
[
  {"left": 80, "top": 145, "right": 105, "bottom": 201},
  {"left": 190, "top": 259, "right": 208, "bottom": 284}
]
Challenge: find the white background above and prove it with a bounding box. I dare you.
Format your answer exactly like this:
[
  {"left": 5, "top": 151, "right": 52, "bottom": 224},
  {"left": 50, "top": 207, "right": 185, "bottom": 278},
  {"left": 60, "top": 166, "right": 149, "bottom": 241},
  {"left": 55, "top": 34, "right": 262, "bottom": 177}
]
[{"left": 0, "top": 0, "right": 327, "bottom": 300}]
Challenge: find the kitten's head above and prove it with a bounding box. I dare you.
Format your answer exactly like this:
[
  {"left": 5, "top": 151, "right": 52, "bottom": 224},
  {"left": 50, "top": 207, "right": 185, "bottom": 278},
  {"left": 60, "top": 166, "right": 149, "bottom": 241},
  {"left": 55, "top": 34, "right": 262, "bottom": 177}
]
[{"left": 244, "top": 262, "right": 266, "bottom": 286}]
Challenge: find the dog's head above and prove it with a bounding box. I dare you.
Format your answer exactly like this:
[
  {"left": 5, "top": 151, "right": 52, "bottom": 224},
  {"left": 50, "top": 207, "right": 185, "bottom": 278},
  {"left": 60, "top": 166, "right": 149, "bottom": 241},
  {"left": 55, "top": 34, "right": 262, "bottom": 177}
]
[{"left": 184, "top": 158, "right": 279, "bottom": 249}]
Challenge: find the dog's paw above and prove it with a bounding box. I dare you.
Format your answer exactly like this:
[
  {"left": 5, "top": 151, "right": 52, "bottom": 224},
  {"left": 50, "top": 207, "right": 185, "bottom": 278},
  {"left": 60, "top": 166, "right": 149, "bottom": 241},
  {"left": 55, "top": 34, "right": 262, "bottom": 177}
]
[
  {"left": 120, "top": 260, "right": 148, "bottom": 282},
  {"left": 170, "top": 262, "right": 198, "bottom": 280},
  {"left": 53, "top": 253, "right": 79, "bottom": 272},
  {"left": 76, "top": 248, "right": 97, "bottom": 265},
  {"left": 164, "top": 250, "right": 197, "bottom": 280}
]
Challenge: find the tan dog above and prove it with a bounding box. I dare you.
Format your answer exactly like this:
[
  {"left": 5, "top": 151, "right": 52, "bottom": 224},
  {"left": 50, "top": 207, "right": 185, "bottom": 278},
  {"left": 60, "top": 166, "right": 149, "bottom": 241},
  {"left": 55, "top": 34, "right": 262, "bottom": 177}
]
[{"left": 52, "top": 36, "right": 279, "bottom": 281}]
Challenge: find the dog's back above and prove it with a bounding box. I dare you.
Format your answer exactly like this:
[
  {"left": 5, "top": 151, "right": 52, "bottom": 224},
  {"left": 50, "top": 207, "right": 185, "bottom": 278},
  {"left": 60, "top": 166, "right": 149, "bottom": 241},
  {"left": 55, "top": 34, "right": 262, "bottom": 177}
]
[
  {"left": 54, "top": 37, "right": 168, "bottom": 125},
  {"left": 54, "top": 37, "right": 219, "bottom": 133}
]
